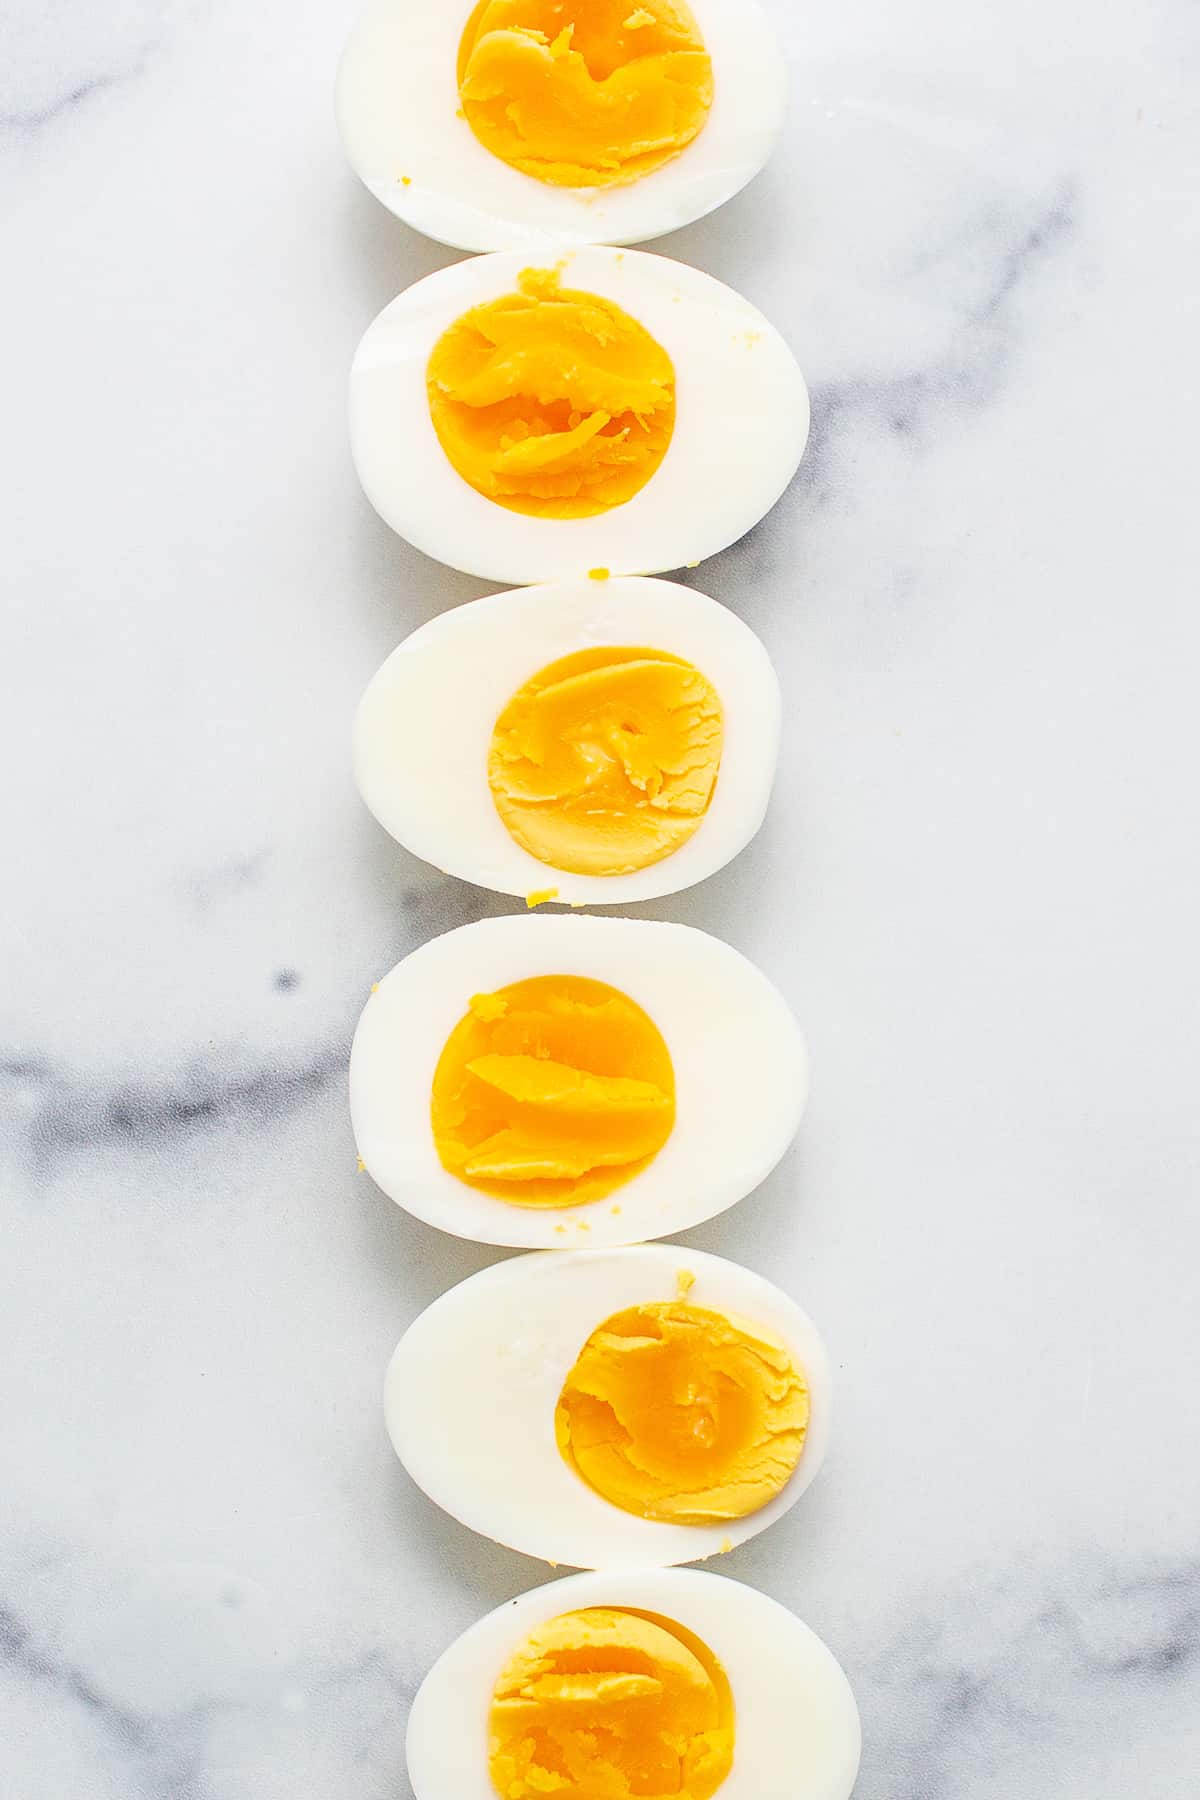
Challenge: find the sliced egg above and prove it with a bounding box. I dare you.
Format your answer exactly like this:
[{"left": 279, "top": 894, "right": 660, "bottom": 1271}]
[
  {"left": 336, "top": 0, "right": 787, "bottom": 252},
  {"left": 407, "top": 1566, "right": 862, "bottom": 1800},
  {"left": 354, "top": 576, "right": 780, "bottom": 906},
  {"left": 349, "top": 914, "right": 807, "bottom": 1247},
  {"left": 350, "top": 248, "right": 809, "bottom": 585},
  {"left": 385, "top": 1244, "right": 831, "bottom": 1568}
]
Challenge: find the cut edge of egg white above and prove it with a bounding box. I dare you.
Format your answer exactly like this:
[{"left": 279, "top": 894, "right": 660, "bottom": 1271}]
[
  {"left": 406, "top": 1565, "right": 862, "bottom": 1800},
  {"left": 348, "top": 914, "right": 808, "bottom": 1248},
  {"left": 349, "top": 246, "right": 810, "bottom": 586},
  {"left": 336, "top": 0, "right": 787, "bottom": 253},
  {"left": 385, "top": 1243, "right": 832, "bottom": 1570},
  {"left": 354, "top": 576, "right": 782, "bottom": 906}
]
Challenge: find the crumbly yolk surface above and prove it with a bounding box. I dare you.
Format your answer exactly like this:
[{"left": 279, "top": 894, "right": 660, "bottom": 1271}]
[
  {"left": 426, "top": 267, "right": 675, "bottom": 519},
  {"left": 488, "top": 1606, "right": 734, "bottom": 1800},
  {"left": 458, "top": 0, "right": 714, "bottom": 189},
  {"left": 430, "top": 974, "right": 675, "bottom": 1207},
  {"left": 556, "top": 1300, "right": 809, "bottom": 1523},
  {"left": 489, "top": 646, "right": 723, "bottom": 877}
]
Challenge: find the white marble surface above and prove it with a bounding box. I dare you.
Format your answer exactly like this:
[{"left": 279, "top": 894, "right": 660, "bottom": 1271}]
[{"left": 3, "top": 0, "right": 1199, "bottom": 1793}]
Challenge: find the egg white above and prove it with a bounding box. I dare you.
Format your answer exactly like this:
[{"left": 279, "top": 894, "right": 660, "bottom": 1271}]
[
  {"left": 349, "top": 247, "right": 810, "bottom": 585},
  {"left": 354, "top": 577, "right": 780, "bottom": 906},
  {"left": 349, "top": 914, "right": 807, "bottom": 1248},
  {"left": 386, "top": 1244, "right": 831, "bottom": 1569},
  {"left": 336, "top": 0, "right": 787, "bottom": 252},
  {"left": 406, "top": 1566, "right": 862, "bottom": 1800}
]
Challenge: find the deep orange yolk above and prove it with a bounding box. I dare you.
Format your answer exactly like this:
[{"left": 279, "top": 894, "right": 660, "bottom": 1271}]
[
  {"left": 430, "top": 974, "right": 675, "bottom": 1207},
  {"left": 458, "top": 0, "right": 714, "bottom": 190},
  {"left": 488, "top": 1607, "right": 734, "bottom": 1800},
  {"left": 556, "top": 1299, "right": 809, "bottom": 1524},
  {"left": 426, "top": 267, "right": 675, "bottom": 519},
  {"left": 489, "top": 646, "right": 724, "bottom": 877}
]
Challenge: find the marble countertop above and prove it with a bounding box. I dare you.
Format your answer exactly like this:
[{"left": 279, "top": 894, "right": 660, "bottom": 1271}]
[{"left": 3, "top": 0, "right": 1199, "bottom": 1794}]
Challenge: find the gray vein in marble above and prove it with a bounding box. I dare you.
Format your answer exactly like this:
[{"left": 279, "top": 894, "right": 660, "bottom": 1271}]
[
  {"left": 0, "top": 1600, "right": 151, "bottom": 1750},
  {"left": 1, "top": 1041, "right": 346, "bottom": 1172},
  {"left": 0, "top": 64, "right": 146, "bottom": 137},
  {"left": 0, "top": 0, "right": 202, "bottom": 138},
  {"left": 838, "top": 182, "right": 1079, "bottom": 439},
  {"left": 0, "top": 1595, "right": 250, "bottom": 1798},
  {"left": 697, "top": 183, "right": 1079, "bottom": 600},
  {"left": 0, "top": 1582, "right": 413, "bottom": 1799},
  {"left": 855, "top": 1557, "right": 1200, "bottom": 1798}
]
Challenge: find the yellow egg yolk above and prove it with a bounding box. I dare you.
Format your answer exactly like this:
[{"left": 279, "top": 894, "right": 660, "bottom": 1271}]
[
  {"left": 426, "top": 267, "right": 675, "bottom": 519},
  {"left": 489, "top": 646, "right": 724, "bottom": 877},
  {"left": 488, "top": 1606, "right": 734, "bottom": 1800},
  {"left": 556, "top": 1300, "right": 809, "bottom": 1523},
  {"left": 430, "top": 974, "right": 675, "bottom": 1207},
  {"left": 458, "top": 0, "right": 714, "bottom": 189}
]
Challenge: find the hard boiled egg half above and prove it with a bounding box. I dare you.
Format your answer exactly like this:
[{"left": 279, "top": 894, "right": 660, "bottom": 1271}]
[
  {"left": 354, "top": 576, "right": 780, "bottom": 906},
  {"left": 386, "top": 1245, "right": 831, "bottom": 1568},
  {"left": 350, "top": 247, "right": 809, "bottom": 585},
  {"left": 349, "top": 914, "right": 807, "bottom": 1247},
  {"left": 407, "top": 1566, "right": 862, "bottom": 1800},
  {"left": 337, "top": 0, "right": 787, "bottom": 252}
]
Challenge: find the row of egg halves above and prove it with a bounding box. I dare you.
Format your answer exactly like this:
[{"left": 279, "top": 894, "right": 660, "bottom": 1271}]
[{"left": 336, "top": 4, "right": 862, "bottom": 1798}]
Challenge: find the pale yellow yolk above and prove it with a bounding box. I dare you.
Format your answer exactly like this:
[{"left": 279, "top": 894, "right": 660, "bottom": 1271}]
[
  {"left": 426, "top": 267, "right": 675, "bottom": 519},
  {"left": 430, "top": 974, "right": 675, "bottom": 1207},
  {"left": 489, "top": 646, "right": 724, "bottom": 877},
  {"left": 458, "top": 0, "right": 713, "bottom": 189},
  {"left": 556, "top": 1300, "right": 809, "bottom": 1523},
  {"left": 488, "top": 1607, "right": 734, "bottom": 1800}
]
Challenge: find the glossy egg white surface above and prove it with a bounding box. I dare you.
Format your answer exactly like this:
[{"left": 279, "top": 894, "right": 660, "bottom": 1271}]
[
  {"left": 354, "top": 577, "right": 781, "bottom": 906},
  {"left": 407, "top": 1566, "right": 862, "bottom": 1800},
  {"left": 336, "top": 0, "right": 786, "bottom": 253},
  {"left": 349, "top": 247, "right": 810, "bottom": 586},
  {"left": 349, "top": 914, "right": 807, "bottom": 1248},
  {"left": 385, "top": 1244, "right": 832, "bottom": 1568}
]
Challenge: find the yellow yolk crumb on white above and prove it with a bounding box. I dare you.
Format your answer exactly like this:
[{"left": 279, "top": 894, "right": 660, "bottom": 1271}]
[
  {"left": 488, "top": 1606, "right": 734, "bottom": 1800},
  {"left": 458, "top": 0, "right": 714, "bottom": 190},
  {"left": 556, "top": 1300, "right": 809, "bottom": 1523},
  {"left": 426, "top": 267, "right": 675, "bottom": 519},
  {"left": 431, "top": 973, "right": 675, "bottom": 1207},
  {"left": 488, "top": 645, "right": 723, "bottom": 876}
]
